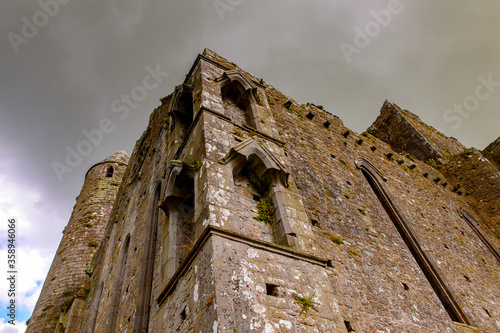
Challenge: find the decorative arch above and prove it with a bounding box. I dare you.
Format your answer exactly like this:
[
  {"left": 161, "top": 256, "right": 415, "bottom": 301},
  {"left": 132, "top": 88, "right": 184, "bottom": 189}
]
[
  {"left": 355, "top": 158, "right": 470, "bottom": 325},
  {"left": 221, "top": 138, "right": 297, "bottom": 247},
  {"left": 216, "top": 70, "right": 262, "bottom": 130},
  {"left": 160, "top": 161, "right": 196, "bottom": 280},
  {"left": 220, "top": 137, "right": 289, "bottom": 187}
]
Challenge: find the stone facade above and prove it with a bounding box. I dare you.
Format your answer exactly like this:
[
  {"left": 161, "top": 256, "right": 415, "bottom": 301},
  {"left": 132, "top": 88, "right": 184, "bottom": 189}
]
[
  {"left": 27, "top": 151, "right": 128, "bottom": 333},
  {"left": 28, "top": 50, "right": 500, "bottom": 333}
]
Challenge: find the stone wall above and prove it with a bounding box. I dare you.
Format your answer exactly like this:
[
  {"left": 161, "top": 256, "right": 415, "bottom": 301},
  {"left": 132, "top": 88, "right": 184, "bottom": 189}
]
[
  {"left": 483, "top": 137, "right": 500, "bottom": 169},
  {"left": 41, "top": 49, "right": 500, "bottom": 333},
  {"left": 368, "top": 100, "right": 465, "bottom": 161}
]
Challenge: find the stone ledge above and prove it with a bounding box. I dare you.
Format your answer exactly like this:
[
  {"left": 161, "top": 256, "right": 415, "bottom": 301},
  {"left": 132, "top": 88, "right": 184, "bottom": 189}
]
[{"left": 156, "top": 225, "right": 330, "bottom": 305}]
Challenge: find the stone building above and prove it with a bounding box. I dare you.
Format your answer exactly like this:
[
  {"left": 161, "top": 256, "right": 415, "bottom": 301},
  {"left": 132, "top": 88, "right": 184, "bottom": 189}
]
[{"left": 27, "top": 49, "right": 500, "bottom": 333}]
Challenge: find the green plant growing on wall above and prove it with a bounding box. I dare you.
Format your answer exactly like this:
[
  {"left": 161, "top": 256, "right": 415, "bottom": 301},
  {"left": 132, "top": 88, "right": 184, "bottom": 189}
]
[
  {"left": 348, "top": 248, "right": 359, "bottom": 256},
  {"left": 233, "top": 129, "right": 244, "bottom": 138},
  {"left": 322, "top": 232, "right": 343, "bottom": 245},
  {"left": 88, "top": 241, "right": 99, "bottom": 248},
  {"left": 359, "top": 205, "right": 367, "bottom": 215},
  {"left": 266, "top": 94, "right": 274, "bottom": 105},
  {"left": 254, "top": 198, "right": 276, "bottom": 224},
  {"left": 294, "top": 293, "right": 318, "bottom": 315}
]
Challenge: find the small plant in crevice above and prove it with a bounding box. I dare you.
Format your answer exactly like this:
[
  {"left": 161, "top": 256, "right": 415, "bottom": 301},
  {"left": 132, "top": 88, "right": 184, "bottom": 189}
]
[
  {"left": 359, "top": 205, "right": 367, "bottom": 215},
  {"left": 206, "top": 295, "right": 214, "bottom": 307},
  {"left": 233, "top": 129, "right": 244, "bottom": 138},
  {"left": 254, "top": 197, "right": 276, "bottom": 224},
  {"left": 190, "top": 159, "right": 202, "bottom": 168},
  {"left": 88, "top": 241, "right": 99, "bottom": 248},
  {"left": 296, "top": 183, "right": 302, "bottom": 190},
  {"left": 266, "top": 94, "right": 274, "bottom": 105},
  {"left": 347, "top": 248, "right": 359, "bottom": 256},
  {"left": 322, "top": 232, "right": 343, "bottom": 245},
  {"left": 294, "top": 293, "right": 318, "bottom": 315}
]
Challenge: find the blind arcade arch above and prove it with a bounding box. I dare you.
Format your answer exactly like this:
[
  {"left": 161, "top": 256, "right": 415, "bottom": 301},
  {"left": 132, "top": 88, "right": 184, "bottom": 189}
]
[{"left": 355, "top": 157, "right": 470, "bottom": 325}]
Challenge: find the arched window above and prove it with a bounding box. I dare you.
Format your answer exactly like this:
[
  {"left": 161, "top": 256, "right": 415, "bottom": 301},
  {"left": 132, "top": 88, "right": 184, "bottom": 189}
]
[
  {"left": 221, "top": 138, "right": 296, "bottom": 247},
  {"left": 356, "top": 158, "right": 469, "bottom": 325},
  {"left": 168, "top": 85, "right": 194, "bottom": 144},
  {"left": 107, "top": 234, "right": 131, "bottom": 333},
  {"left": 217, "top": 71, "right": 261, "bottom": 130},
  {"left": 106, "top": 166, "right": 114, "bottom": 177},
  {"left": 161, "top": 162, "right": 196, "bottom": 280},
  {"left": 133, "top": 184, "right": 162, "bottom": 333}
]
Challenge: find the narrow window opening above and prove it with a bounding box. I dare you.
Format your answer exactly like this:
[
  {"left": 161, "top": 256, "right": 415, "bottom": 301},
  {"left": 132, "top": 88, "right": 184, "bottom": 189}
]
[
  {"left": 423, "top": 172, "right": 429, "bottom": 178},
  {"left": 464, "top": 275, "right": 471, "bottom": 282},
  {"left": 342, "top": 130, "right": 350, "bottom": 138},
  {"left": 180, "top": 308, "right": 187, "bottom": 321},
  {"left": 386, "top": 153, "right": 393, "bottom": 160},
  {"left": 402, "top": 283, "right": 410, "bottom": 290},
  {"left": 370, "top": 146, "right": 377, "bottom": 152},
  {"left": 344, "top": 320, "right": 354, "bottom": 332},
  {"left": 357, "top": 139, "right": 363, "bottom": 145},
  {"left": 330, "top": 154, "right": 336, "bottom": 159},
  {"left": 484, "top": 308, "right": 492, "bottom": 317},
  {"left": 106, "top": 166, "right": 114, "bottom": 177},
  {"left": 323, "top": 121, "right": 331, "bottom": 128},
  {"left": 360, "top": 167, "right": 469, "bottom": 325},
  {"left": 265, "top": 284, "right": 280, "bottom": 297},
  {"left": 408, "top": 164, "right": 416, "bottom": 170},
  {"left": 397, "top": 159, "right": 404, "bottom": 165},
  {"left": 306, "top": 112, "right": 315, "bottom": 120},
  {"left": 444, "top": 244, "right": 449, "bottom": 249},
  {"left": 311, "top": 219, "right": 320, "bottom": 227}
]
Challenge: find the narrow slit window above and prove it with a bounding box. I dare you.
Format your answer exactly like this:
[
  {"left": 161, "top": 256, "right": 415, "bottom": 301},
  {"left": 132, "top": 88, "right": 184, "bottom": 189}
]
[{"left": 106, "top": 166, "right": 114, "bottom": 177}]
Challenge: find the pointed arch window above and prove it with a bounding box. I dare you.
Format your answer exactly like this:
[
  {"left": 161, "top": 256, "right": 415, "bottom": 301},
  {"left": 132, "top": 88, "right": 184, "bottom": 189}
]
[
  {"left": 161, "top": 162, "right": 196, "bottom": 280},
  {"left": 221, "top": 138, "right": 296, "bottom": 247},
  {"left": 217, "top": 70, "right": 262, "bottom": 130}
]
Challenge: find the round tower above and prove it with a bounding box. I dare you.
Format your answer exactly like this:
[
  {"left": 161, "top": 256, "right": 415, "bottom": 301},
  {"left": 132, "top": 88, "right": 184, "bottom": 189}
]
[{"left": 26, "top": 151, "right": 129, "bottom": 333}]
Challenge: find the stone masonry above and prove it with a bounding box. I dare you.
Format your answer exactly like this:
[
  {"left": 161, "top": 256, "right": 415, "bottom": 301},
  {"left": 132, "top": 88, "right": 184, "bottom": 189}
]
[
  {"left": 27, "top": 151, "right": 128, "bottom": 333},
  {"left": 28, "top": 49, "right": 500, "bottom": 333}
]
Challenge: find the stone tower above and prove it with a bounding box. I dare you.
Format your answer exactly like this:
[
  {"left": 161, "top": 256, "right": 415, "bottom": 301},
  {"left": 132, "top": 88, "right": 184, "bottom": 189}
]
[
  {"left": 31, "top": 50, "right": 500, "bottom": 333},
  {"left": 27, "top": 151, "right": 128, "bottom": 333}
]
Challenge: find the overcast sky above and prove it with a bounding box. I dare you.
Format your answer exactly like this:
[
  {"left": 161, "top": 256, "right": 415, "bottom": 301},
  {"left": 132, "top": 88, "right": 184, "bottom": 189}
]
[{"left": 1, "top": 1, "right": 499, "bottom": 331}]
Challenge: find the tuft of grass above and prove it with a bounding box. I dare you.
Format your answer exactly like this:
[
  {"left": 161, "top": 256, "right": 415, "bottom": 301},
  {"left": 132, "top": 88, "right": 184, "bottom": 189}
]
[
  {"left": 206, "top": 295, "right": 214, "bottom": 307},
  {"left": 359, "top": 205, "right": 367, "bottom": 215},
  {"left": 50, "top": 276, "right": 57, "bottom": 281},
  {"left": 296, "top": 184, "right": 302, "bottom": 190},
  {"left": 88, "top": 241, "right": 99, "bottom": 248},
  {"left": 266, "top": 94, "right": 274, "bottom": 105},
  {"left": 294, "top": 293, "right": 318, "bottom": 315},
  {"left": 254, "top": 198, "right": 276, "bottom": 224},
  {"left": 322, "top": 232, "right": 343, "bottom": 245},
  {"left": 348, "top": 248, "right": 359, "bottom": 256}
]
